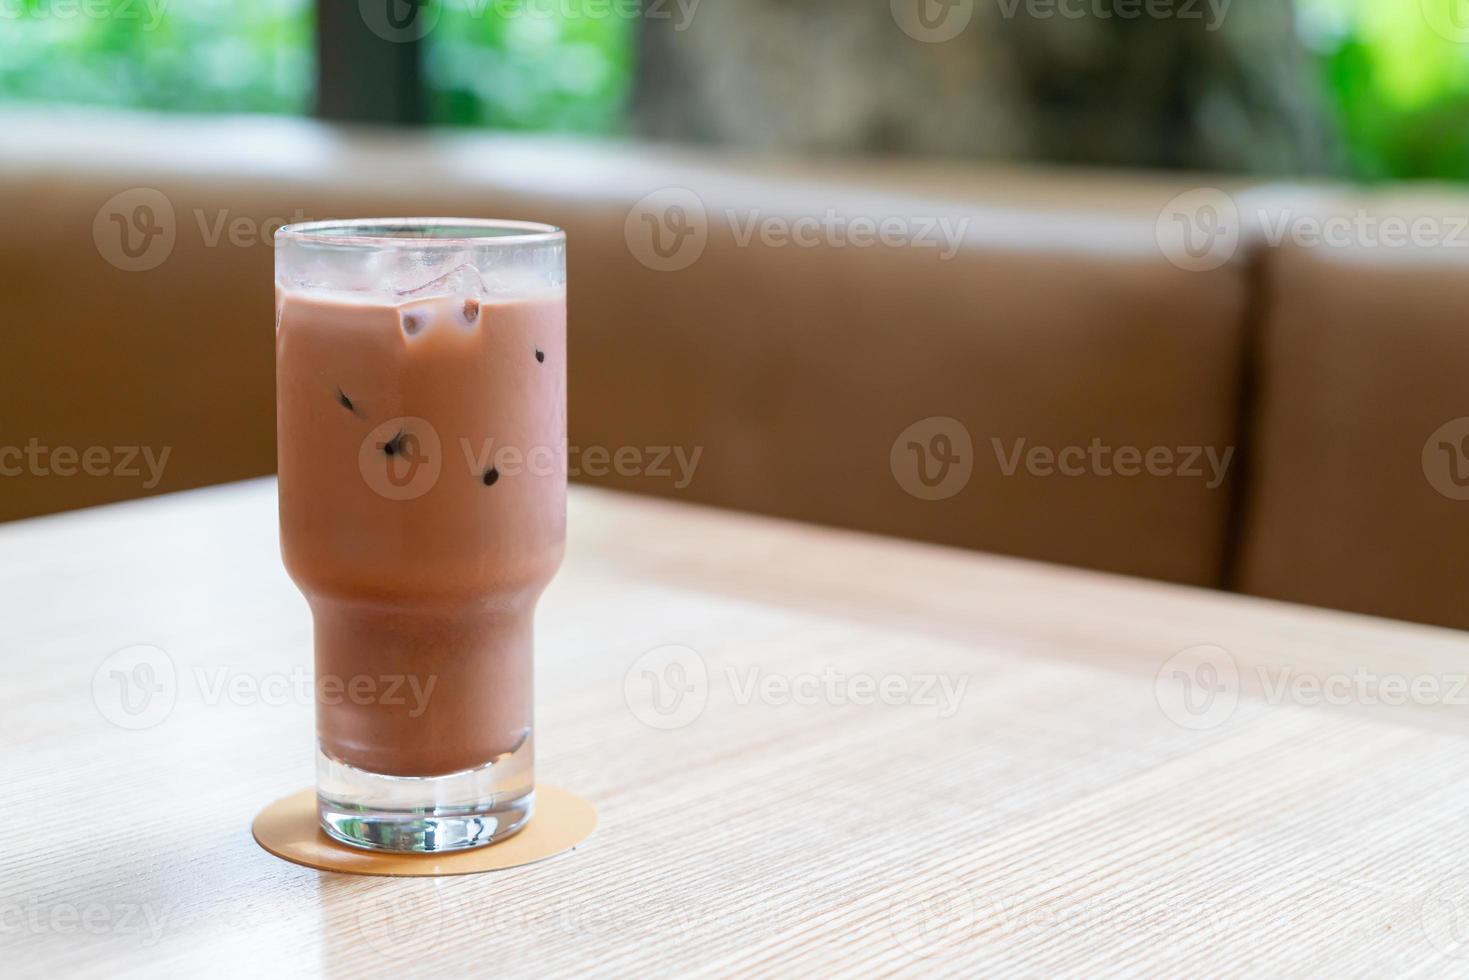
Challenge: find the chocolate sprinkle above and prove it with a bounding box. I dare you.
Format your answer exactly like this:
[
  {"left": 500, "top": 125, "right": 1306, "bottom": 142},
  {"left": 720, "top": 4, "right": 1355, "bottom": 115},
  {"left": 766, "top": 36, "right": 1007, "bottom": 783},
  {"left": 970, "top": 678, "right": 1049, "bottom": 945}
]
[
  {"left": 482, "top": 467, "right": 500, "bottom": 487},
  {"left": 463, "top": 298, "right": 481, "bottom": 323},
  {"left": 336, "top": 387, "right": 357, "bottom": 414},
  {"left": 535, "top": 347, "right": 545, "bottom": 363},
  {"left": 383, "top": 431, "right": 404, "bottom": 456}
]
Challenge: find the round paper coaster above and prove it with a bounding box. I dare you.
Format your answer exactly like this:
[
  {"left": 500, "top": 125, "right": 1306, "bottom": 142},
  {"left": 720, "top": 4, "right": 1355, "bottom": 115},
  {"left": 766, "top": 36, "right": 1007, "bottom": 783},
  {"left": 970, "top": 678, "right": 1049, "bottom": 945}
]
[{"left": 252, "top": 784, "right": 597, "bottom": 877}]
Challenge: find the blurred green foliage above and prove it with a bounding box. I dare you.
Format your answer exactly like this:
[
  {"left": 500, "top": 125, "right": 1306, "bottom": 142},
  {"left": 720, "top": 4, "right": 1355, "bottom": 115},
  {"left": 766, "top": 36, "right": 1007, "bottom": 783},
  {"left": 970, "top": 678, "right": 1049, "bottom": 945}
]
[
  {"left": 0, "top": 0, "right": 631, "bottom": 134},
  {"left": 0, "top": 0, "right": 313, "bottom": 113},
  {"left": 9, "top": 0, "right": 1464, "bottom": 177},
  {"left": 426, "top": 0, "right": 634, "bottom": 133},
  {"left": 1300, "top": 0, "right": 1469, "bottom": 180}
]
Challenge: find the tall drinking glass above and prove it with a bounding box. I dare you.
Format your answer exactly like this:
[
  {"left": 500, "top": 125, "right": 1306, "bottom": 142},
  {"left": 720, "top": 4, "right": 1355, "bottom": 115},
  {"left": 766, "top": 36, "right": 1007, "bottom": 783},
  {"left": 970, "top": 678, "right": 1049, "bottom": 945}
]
[{"left": 275, "top": 219, "right": 566, "bottom": 852}]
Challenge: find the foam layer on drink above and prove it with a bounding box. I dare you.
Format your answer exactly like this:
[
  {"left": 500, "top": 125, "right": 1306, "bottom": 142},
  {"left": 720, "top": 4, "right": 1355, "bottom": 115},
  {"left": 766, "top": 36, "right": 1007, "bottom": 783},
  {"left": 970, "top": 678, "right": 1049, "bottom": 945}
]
[{"left": 277, "top": 285, "right": 566, "bottom": 777}]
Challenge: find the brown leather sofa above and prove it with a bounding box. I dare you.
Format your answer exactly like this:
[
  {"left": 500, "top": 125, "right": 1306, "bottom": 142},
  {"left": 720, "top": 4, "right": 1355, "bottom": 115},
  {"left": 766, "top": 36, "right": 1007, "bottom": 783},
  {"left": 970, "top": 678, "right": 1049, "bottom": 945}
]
[{"left": 3, "top": 107, "right": 1466, "bottom": 631}]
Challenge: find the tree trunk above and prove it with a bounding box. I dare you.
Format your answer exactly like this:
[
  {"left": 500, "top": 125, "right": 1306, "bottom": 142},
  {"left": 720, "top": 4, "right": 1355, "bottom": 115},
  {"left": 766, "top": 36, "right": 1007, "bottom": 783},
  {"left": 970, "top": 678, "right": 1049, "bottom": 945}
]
[{"left": 632, "top": 0, "right": 1335, "bottom": 175}]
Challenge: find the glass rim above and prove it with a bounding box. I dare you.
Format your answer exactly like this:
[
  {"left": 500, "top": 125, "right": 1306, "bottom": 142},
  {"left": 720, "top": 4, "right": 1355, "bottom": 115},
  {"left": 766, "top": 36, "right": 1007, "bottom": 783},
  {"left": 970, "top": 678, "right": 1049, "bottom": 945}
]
[{"left": 276, "top": 218, "right": 564, "bottom": 249}]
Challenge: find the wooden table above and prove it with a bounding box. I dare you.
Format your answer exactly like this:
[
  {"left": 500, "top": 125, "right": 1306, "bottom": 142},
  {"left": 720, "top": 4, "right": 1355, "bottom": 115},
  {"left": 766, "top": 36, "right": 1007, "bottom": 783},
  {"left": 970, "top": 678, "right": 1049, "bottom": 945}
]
[{"left": 6, "top": 479, "right": 1469, "bottom": 977}]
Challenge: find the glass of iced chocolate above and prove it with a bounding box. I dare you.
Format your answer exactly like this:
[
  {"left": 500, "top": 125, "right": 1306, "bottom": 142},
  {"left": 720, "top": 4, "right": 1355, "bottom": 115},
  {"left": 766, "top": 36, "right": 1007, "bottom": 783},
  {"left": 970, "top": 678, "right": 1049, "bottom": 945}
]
[{"left": 274, "top": 219, "right": 566, "bottom": 852}]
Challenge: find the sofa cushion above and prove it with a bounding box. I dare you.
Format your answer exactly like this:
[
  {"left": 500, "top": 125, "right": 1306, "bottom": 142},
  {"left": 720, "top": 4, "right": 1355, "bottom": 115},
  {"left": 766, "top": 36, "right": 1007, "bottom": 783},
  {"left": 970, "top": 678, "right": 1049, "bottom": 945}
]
[{"left": 1237, "top": 189, "right": 1469, "bottom": 628}]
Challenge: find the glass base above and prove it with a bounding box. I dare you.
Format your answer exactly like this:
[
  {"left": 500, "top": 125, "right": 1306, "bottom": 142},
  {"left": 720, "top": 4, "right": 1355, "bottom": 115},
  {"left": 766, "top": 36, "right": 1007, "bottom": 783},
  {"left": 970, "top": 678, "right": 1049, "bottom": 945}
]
[{"left": 316, "top": 736, "right": 534, "bottom": 853}]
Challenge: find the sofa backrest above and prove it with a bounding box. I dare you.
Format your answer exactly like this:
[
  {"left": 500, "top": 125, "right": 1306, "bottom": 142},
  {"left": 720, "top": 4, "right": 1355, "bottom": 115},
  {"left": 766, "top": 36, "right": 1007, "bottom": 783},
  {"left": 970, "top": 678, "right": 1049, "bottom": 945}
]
[{"left": 4, "top": 108, "right": 1464, "bottom": 631}]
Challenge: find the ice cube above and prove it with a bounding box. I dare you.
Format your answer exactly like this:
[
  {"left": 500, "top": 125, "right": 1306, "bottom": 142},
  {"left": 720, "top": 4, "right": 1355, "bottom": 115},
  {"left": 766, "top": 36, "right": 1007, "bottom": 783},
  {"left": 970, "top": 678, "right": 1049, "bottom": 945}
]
[{"left": 394, "top": 262, "right": 489, "bottom": 301}]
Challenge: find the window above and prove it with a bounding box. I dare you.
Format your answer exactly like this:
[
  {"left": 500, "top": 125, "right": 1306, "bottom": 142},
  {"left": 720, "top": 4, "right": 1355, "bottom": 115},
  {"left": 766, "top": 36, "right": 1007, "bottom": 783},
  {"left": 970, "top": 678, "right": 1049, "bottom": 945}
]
[
  {"left": 7, "top": 0, "right": 1468, "bottom": 178},
  {"left": 1300, "top": 0, "right": 1469, "bottom": 180},
  {"left": 0, "top": 0, "right": 313, "bottom": 114},
  {"left": 427, "top": 0, "right": 634, "bottom": 134},
  {"left": 0, "top": 0, "right": 632, "bottom": 134}
]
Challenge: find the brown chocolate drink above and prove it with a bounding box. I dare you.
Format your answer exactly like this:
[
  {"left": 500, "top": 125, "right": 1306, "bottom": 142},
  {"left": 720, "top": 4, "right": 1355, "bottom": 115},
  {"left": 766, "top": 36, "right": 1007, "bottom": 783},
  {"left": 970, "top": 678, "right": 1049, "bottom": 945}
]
[{"left": 277, "top": 286, "right": 566, "bottom": 778}]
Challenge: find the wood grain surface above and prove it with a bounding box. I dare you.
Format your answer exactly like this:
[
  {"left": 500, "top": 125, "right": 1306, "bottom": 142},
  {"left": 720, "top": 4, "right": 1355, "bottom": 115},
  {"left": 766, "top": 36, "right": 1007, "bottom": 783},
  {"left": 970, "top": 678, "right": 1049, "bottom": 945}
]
[{"left": 4, "top": 479, "right": 1469, "bottom": 978}]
